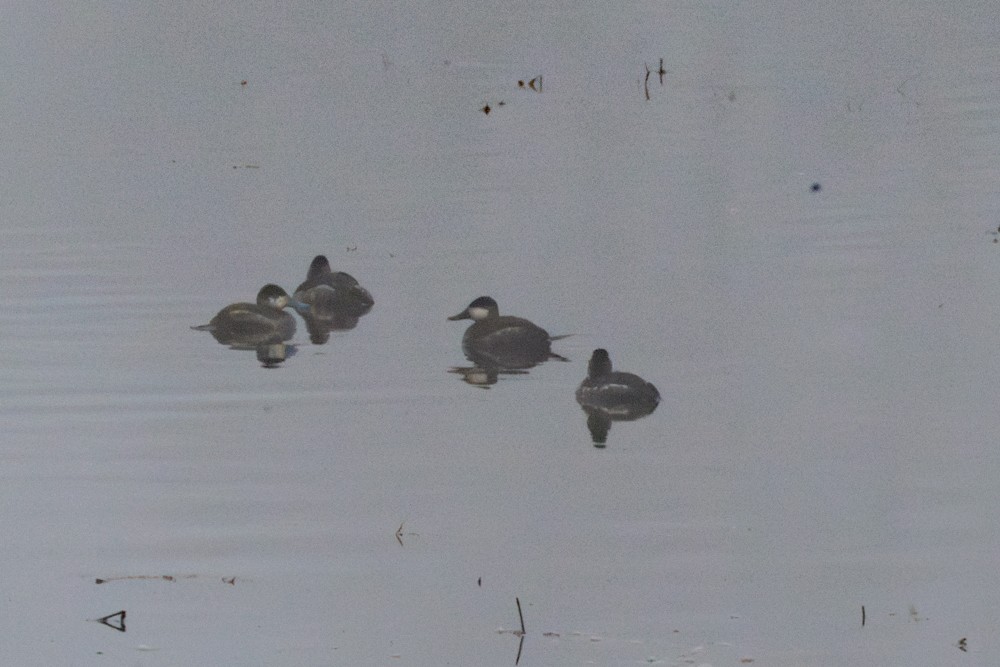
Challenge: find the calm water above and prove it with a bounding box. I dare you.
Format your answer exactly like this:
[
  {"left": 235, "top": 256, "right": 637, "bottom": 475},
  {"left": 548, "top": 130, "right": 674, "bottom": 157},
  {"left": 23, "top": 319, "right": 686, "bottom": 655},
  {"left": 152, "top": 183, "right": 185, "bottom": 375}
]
[{"left": 2, "top": 2, "right": 1000, "bottom": 665}]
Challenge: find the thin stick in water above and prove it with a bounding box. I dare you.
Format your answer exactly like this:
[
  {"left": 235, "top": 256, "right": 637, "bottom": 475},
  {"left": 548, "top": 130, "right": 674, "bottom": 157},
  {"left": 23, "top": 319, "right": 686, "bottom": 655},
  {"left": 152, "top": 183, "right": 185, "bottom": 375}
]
[{"left": 516, "top": 597, "right": 526, "bottom": 635}]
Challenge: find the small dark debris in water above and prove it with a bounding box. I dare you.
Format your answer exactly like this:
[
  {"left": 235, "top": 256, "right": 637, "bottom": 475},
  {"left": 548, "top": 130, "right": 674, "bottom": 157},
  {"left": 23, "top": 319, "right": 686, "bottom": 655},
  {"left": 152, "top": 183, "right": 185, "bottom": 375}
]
[
  {"left": 481, "top": 101, "right": 505, "bottom": 114},
  {"left": 957, "top": 637, "right": 968, "bottom": 652},
  {"left": 96, "top": 610, "right": 126, "bottom": 633},
  {"left": 542, "top": 632, "right": 559, "bottom": 637},
  {"left": 641, "top": 60, "right": 667, "bottom": 100},
  {"left": 811, "top": 182, "right": 821, "bottom": 192},
  {"left": 862, "top": 604, "right": 866, "bottom": 626},
  {"left": 346, "top": 245, "right": 358, "bottom": 251},
  {"left": 240, "top": 80, "right": 248, "bottom": 86},
  {"left": 95, "top": 574, "right": 235, "bottom": 585},
  {"left": 96, "top": 575, "right": 179, "bottom": 584},
  {"left": 232, "top": 164, "right": 260, "bottom": 169},
  {"left": 395, "top": 521, "right": 419, "bottom": 546},
  {"left": 477, "top": 577, "right": 482, "bottom": 587},
  {"left": 739, "top": 659, "right": 754, "bottom": 664},
  {"left": 223, "top": 577, "right": 236, "bottom": 585},
  {"left": 518, "top": 76, "right": 542, "bottom": 92}
]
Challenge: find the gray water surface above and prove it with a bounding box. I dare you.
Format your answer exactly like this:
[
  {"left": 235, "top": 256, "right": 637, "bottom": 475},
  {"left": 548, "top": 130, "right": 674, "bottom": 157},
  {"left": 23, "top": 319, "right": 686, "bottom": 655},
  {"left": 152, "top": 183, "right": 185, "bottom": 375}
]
[{"left": 2, "top": 2, "right": 1000, "bottom": 665}]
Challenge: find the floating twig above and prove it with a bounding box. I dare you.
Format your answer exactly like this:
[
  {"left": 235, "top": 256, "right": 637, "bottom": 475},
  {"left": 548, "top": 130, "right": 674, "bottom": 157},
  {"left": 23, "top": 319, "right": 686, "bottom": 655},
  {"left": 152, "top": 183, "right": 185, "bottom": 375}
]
[
  {"left": 658, "top": 58, "right": 666, "bottom": 85},
  {"left": 96, "top": 575, "right": 185, "bottom": 584},
  {"left": 956, "top": 637, "right": 968, "bottom": 652},
  {"left": 861, "top": 605, "right": 866, "bottom": 626},
  {"left": 96, "top": 610, "right": 126, "bottom": 633},
  {"left": 643, "top": 64, "right": 651, "bottom": 101},
  {"left": 516, "top": 597, "right": 526, "bottom": 635},
  {"left": 395, "top": 521, "right": 419, "bottom": 546},
  {"left": 95, "top": 574, "right": 233, "bottom": 585}
]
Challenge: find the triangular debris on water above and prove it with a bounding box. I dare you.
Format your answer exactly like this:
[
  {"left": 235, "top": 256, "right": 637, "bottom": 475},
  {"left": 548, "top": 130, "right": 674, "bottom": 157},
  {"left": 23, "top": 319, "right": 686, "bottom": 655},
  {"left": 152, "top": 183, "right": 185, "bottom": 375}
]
[{"left": 97, "top": 609, "right": 126, "bottom": 633}]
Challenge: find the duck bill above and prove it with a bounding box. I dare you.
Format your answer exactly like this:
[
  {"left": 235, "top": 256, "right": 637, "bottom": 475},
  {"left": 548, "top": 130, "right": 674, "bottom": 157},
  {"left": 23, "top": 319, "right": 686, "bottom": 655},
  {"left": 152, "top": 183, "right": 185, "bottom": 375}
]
[{"left": 448, "top": 309, "right": 471, "bottom": 321}]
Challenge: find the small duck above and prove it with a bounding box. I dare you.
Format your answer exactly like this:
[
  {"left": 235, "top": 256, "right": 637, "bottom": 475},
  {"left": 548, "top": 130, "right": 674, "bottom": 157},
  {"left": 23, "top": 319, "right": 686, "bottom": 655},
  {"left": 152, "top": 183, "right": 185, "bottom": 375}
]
[
  {"left": 192, "top": 284, "right": 300, "bottom": 347},
  {"left": 576, "top": 349, "right": 659, "bottom": 445},
  {"left": 576, "top": 349, "right": 660, "bottom": 410},
  {"left": 294, "top": 255, "right": 374, "bottom": 318},
  {"left": 448, "top": 296, "right": 564, "bottom": 369}
]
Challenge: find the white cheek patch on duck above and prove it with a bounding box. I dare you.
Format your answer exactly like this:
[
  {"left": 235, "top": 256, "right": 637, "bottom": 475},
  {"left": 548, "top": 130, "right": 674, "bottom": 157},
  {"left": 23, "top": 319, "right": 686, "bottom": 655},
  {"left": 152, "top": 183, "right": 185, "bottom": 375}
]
[{"left": 468, "top": 306, "right": 490, "bottom": 321}]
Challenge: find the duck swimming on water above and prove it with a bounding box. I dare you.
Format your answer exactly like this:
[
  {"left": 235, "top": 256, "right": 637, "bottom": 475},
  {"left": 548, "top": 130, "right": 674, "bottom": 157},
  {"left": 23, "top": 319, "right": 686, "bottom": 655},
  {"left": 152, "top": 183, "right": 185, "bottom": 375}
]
[
  {"left": 294, "top": 255, "right": 374, "bottom": 317},
  {"left": 448, "top": 296, "right": 565, "bottom": 369},
  {"left": 575, "top": 348, "right": 659, "bottom": 445},
  {"left": 293, "top": 255, "right": 374, "bottom": 342},
  {"left": 192, "top": 284, "right": 301, "bottom": 347}
]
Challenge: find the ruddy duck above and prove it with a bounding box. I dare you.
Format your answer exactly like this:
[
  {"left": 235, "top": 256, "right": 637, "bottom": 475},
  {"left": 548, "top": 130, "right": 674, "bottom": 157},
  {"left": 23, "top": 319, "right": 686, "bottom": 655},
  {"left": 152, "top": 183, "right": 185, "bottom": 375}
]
[
  {"left": 448, "top": 296, "right": 563, "bottom": 369},
  {"left": 576, "top": 348, "right": 660, "bottom": 410},
  {"left": 576, "top": 349, "right": 659, "bottom": 445},
  {"left": 192, "top": 284, "right": 300, "bottom": 347},
  {"left": 294, "top": 255, "right": 374, "bottom": 317}
]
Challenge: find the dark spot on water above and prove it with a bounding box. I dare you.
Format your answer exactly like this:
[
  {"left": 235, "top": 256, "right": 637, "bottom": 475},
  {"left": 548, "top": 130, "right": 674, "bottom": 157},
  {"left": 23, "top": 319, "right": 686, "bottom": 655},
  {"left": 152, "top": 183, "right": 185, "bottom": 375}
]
[
  {"left": 240, "top": 80, "right": 247, "bottom": 86},
  {"left": 481, "top": 104, "right": 491, "bottom": 115},
  {"left": 518, "top": 80, "right": 525, "bottom": 87},
  {"left": 811, "top": 182, "right": 821, "bottom": 192}
]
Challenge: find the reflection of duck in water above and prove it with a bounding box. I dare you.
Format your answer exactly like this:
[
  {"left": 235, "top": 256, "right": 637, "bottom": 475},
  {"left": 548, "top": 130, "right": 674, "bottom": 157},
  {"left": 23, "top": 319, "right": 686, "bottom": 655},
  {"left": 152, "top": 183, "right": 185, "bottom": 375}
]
[
  {"left": 293, "top": 255, "right": 374, "bottom": 343},
  {"left": 448, "top": 296, "right": 566, "bottom": 370},
  {"left": 192, "top": 284, "right": 300, "bottom": 348},
  {"left": 576, "top": 349, "right": 659, "bottom": 446}
]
